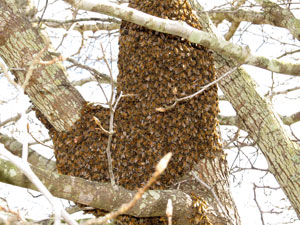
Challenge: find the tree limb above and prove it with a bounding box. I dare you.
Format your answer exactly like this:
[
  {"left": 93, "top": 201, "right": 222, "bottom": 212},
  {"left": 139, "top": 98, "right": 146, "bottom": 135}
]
[
  {"left": 0, "top": 146, "right": 78, "bottom": 225},
  {"left": 0, "top": 133, "right": 56, "bottom": 172},
  {"left": 281, "top": 111, "right": 300, "bottom": 126},
  {"left": 0, "top": 158, "right": 192, "bottom": 218},
  {"left": 255, "top": 0, "right": 300, "bottom": 40},
  {"left": 0, "top": 114, "right": 21, "bottom": 127},
  {"left": 209, "top": 7, "right": 300, "bottom": 41}
]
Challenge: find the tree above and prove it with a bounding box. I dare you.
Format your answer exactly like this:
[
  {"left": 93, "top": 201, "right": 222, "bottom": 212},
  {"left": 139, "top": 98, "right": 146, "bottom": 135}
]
[{"left": 0, "top": 0, "right": 299, "bottom": 224}]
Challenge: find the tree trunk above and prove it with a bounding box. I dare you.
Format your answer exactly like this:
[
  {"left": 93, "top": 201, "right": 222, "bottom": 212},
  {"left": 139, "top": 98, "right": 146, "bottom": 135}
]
[
  {"left": 0, "top": 0, "right": 85, "bottom": 132},
  {"left": 218, "top": 62, "right": 300, "bottom": 218}
]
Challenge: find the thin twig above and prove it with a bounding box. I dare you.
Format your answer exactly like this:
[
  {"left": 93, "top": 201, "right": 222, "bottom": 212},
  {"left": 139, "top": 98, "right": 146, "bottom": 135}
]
[
  {"left": 99, "top": 43, "right": 117, "bottom": 189},
  {"left": 113, "top": 91, "right": 123, "bottom": 112},
  {"left": 0, "top": 62, "right": 18, "bottom": 88},
  {"left": 166, "top": 199, "right": 173, "bottom": 225},
  {"left": 93, "top": 116, "right": 112, "bottom": 135},
  {"left": 49, "top": 51, "right": 114, "bottom": 85},
  {"left": 27, "top": 124, "right": 53, "bottom": 149},
  {"left": 82, "top": 152, "right": 173, "bottom": 225},
  {"left": 191, "top": 171, "right": 234, "bottom": 225},
  {"left": 100, "top": 43, "right": 114, "bottom": 105},
  {"left": 0, "top": 62, "right": 29, "bottom": 160},
  {"left": 253, "top": 184, "right": 266, "bottom": 225},
  {"left": 156, "top": 66, "right": 239, "bottom": 112},
  {"left": 18, "top": 92, "right": 30, "bottom": 161}
]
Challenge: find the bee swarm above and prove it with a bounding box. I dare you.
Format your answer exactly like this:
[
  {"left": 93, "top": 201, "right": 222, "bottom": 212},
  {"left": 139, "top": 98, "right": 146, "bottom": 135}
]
[{"left": 37, "top": 0, "right": 223, "bottom": 224}]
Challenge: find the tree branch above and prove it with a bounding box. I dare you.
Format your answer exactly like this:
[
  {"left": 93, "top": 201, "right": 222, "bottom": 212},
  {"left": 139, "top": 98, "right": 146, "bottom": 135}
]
[
  {"left": 255, "top": 0, "right": 300, "bottom": 40},
  {"left": 62, "top": 0, "right": 300, "bottom": 76},
  {"left": 219, "top": 111, "right": 300, "bottom": 127},
  {"left": 0, "top": 133, "right": 56, "bottom": 172},
  {"left": 0, "top": 114, "right": 21, "bottom": 127},
  {"left": 209, "top": 7, "right": 300, "bottom": 41},
  {"left": 0, "top": 158, "right": 192, "bottom": 218},
  {"left": 0, "top": 146, "right": 78, "bottom": 225},
  {"left": 42, "top": 20, "right": 120, "bottom": 32},
  {"left": 49, "top": 51, "right": 115, "bottom": 85},
  {"left": 281, "top": 111, "right": 300, "bottom": 126}
]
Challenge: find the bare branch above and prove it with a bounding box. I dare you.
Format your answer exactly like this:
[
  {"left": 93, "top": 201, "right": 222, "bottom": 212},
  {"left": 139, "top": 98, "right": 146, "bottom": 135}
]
[
  {"left": 156, "top": 66, "right": 238, "bottom": 112},
  {"left": 281, "top": 111, "right": 300, "bottom": 126},
  {"left": 39, "top": 18, "right": 121, "bottom": 32},
  {"left": 71, "top": 77, "right": 96, "bottom": 86},
  {"left": 0, "top": 157, "right": 192, "bottom": 218},
  {"left": 224, "top": 21, "right": 240, "bottom": 41},
  {"left": 255, "top": 0, "right": 300, "bottom": 40},
  {"left": 0, "top": 62, "right": 17, "bottom": 88},
  {"left": 49, "top": 51, "right": 114, "bottom": 85},
  {"left": 0, "top": 114, "right": 21, "bottom": 127},
  {"left": 253, "top": 184, "right": 266, "bottom": 225},
  {"left": 209, "top": 8, "right": 300, "bottom": 41},
  {"left": 0, "top": 133, "right": 56, "bottom": 172}
]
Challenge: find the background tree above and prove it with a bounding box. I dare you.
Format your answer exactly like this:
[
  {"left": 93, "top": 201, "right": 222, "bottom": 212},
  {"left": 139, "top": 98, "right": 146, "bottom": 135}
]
[{"left": 0, "top": 0, "right": 299, "bottom": 224}]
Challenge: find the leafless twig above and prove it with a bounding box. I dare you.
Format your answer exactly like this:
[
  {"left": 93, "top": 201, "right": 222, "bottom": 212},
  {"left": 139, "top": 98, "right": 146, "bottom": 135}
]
[
  {"left": 27, "top": 124, "right": 53, "bottom": 149},
  {"left": 191, "top": 171, "right": 234, "bottom": 225},
  {"left": 98, "top": 43, "right": 119, "bottom": 189},
  {"left": 166, "top": 199, "right": 173, "bottom": 225},
  {"left": 253, "top": 184, "right": 266, "bottom": 225},
  {"left": 93, "top": 116, "right": 111, "bottom": 135},
  {"left": 156, "top": 66, "right": 239, "bottom": 112},
  {"left": 0, "top": 62, "right": 18, "bottom": 88}
]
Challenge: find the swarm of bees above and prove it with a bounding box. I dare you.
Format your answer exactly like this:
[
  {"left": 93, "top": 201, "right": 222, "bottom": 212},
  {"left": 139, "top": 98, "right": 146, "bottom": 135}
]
[{"left": 37, "top": 0, "right": 223, "bottom": 224}]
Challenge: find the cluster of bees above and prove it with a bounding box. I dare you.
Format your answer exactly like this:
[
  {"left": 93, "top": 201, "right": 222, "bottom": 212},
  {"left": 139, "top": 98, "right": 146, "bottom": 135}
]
[{"left": 36, "top": 0, "right": 223, "bottom": 224}]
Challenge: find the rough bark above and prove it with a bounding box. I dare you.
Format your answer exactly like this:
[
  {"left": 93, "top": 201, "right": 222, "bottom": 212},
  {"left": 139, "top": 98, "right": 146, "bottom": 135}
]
[
  {"left": 218, "top": 63, "right": 300, "bottom": 219},
  {"left": 0, "top": 157, "right": 192, "bottom": 218},
  {"left": 0, "top": 0, "right": 85, "bottom": 132}
]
